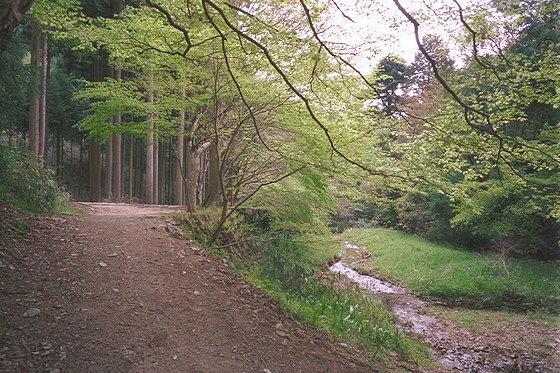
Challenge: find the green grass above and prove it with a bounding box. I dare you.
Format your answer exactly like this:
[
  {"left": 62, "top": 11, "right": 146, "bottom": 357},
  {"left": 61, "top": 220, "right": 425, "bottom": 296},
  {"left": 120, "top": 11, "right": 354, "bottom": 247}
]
[
  {"left": 429, "top": 306, "right": 559, "bottom": 336},
  {"left": 232, "top": 237, "right": 429, "bottom": 367},
  {"left": 340, "top": 228, "right": 560, "bottom": 313}
]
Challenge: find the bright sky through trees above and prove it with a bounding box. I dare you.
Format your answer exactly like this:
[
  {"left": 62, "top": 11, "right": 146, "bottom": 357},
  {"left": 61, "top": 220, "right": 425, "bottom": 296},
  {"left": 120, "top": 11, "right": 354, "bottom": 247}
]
[{"left": 328, "top": 0, "right": 489, "bottom": 71}]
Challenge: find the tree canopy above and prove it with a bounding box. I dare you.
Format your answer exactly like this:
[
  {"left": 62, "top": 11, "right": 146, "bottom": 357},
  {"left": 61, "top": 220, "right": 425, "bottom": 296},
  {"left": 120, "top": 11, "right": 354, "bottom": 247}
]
[{"left": 1, "top": 0, "right": 558, "bottom": 257}]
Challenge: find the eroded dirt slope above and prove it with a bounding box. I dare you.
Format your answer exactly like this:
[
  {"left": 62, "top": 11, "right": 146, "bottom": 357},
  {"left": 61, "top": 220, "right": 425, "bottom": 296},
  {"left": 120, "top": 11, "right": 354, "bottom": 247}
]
[{"left": 0, "top": 203, "right": 370, "bottom": 372}]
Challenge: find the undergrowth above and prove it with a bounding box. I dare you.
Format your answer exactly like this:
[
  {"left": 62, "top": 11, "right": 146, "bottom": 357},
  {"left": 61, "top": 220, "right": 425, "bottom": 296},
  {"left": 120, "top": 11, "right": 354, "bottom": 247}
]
[
  {"left": 175, "top": 212, "right": 427, "bottom": 367},
  {"left": 0, "top": 145, "right": 70, "bottom": 212}
]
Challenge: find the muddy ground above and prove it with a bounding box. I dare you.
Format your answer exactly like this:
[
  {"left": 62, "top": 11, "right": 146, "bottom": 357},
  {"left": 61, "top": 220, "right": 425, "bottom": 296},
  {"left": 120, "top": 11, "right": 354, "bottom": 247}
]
[{"left": 0, "top": 203, "right": 371, "bottom": 372}]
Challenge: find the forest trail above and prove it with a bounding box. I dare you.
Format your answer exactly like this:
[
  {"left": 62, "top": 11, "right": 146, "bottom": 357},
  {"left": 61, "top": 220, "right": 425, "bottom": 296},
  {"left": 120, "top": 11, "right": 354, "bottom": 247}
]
[{"left": 0, "top": 203, "right": 370, "bottom": 373}]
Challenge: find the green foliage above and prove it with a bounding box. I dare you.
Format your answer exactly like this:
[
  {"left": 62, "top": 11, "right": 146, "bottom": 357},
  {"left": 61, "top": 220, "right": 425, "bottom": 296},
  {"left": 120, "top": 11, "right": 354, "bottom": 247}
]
[
  {"left": 450, "top": 177, "right": 560, "bottom": 257},
  {"left": 249, "top": 167, "right": 336, "bottom": 234},
  {"left": 342, "top": 228, "right": 560, "bottom": 313},
  {"left": 0, "top": 145, "right": 68, "bottom": 212},
  {"left": 76, "top": 77, "right": 150, "bottom": 140}
]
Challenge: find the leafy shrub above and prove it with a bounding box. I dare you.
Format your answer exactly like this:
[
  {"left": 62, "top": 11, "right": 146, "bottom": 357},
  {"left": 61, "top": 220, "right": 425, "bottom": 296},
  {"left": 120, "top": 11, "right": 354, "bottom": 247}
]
[
  {"left": 451, "top": 179, "right": 560, "bottom": 258},
  {"left": 344, "top": 184, "right": 559, "bottom": 258},
  {"left": 0, "top": 145, "right": 68, "bottom": 212}
]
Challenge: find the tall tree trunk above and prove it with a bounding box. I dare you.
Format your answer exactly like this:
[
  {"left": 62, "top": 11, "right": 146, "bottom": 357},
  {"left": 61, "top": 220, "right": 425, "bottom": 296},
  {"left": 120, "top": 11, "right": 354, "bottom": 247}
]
[
  {"left": 44, "top": 52, "right": 50, "bottom": 164},
  {"left": 56, "top": 119, "right": 62, "bottom": 178},
  {"left": 186, "top": 143, "right": 200, "bottom": 212},
  {"left": 128, "top": 133, "right": 133, "bottom": 200},
  {"left": 39, "top": 32, "right": 47, "bottom": 164},
  {"left": 153, "top": 134, "right": 159, "bottom": 205},
  {"left": 145, "top": 71, "right": 154, "bottom": 204},
  {"left": 112, "top": 69, "right": 122, "bottom": 201},
  {"left": 105, "top": 129, "right": 113, "bottom": 199},
  {"left": 29, "top": 20, "right": 40, "bottom": 157},
  {"left": 174, "top": 92, "right": 185, "bottom": 205},
  {"left": 88, "top": 55, "right": 103, "bottom": 202},
  {"left": 204, "top": 138, "right": 220, "bottom": 207},
  {"left": 89, "top": 138, "right": 101, "bottom": 201},
  {"left": 78, "top": 134, "right": 83, "bottom": 198},
  {"left": 167, "top": 136, "right": 172, "bottom": 204},
  {"left": 112, "top": 127, "right": 122, "bottom": 201}
]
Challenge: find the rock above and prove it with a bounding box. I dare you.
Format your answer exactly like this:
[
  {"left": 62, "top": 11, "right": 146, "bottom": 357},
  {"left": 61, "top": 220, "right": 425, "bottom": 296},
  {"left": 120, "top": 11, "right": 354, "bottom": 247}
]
[
  {"left": 264, "top": 369, "right": 272, "bottom": 373},
  {"left": 23, "top": 307, "right": 40, "bottom": 317},
  {"left": 108, "top": 253, "right": 118, "bottom": 257},
  {"left": 98, "top": 261, "right": 108, "bottom": 268},
  {"left": 275, "top": 330, "right": 289, "bottom": 338},
  {"left": 49, "top": 369, "right": 61, "bottom": 373},
  {"left": 193, "top": 291, "right": 201, "bottom": 295},
  {"left": 112, "top": 288, "right": 119, "bottom": 293}
]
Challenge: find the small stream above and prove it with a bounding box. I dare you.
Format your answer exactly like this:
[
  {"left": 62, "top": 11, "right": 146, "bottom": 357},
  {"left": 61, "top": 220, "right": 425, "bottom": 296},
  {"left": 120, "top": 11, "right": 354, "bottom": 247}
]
[{"left": 329, "top": 242, "right": 555, "bottom": 372}]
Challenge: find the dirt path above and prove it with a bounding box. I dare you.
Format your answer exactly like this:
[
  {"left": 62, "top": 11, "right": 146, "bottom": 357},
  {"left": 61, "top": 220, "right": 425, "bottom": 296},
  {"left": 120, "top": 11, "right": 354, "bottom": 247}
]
[
  {"left": 332, "top": 242, "right": 560, "bottom": 373},
  {"left": 1, "top": 203, "right": 370, "bottom": 372}
]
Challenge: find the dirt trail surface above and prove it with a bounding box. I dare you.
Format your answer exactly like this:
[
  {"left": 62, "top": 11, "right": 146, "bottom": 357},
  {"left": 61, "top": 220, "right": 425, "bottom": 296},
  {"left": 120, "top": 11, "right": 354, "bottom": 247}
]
[{"left": 1, "top": 203, "right": 370, "bottom": 373}]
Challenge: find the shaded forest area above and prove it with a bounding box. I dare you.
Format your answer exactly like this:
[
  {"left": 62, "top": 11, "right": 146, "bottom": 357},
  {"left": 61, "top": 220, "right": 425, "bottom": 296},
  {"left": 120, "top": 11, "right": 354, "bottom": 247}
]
[{"left": 0, "top": 0, "right": 559, "bottom": 258}]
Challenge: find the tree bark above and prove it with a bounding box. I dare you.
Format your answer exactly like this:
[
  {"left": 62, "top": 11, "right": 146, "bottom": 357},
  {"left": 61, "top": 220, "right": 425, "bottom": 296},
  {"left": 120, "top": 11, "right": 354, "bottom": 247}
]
[
  {"left": 204, "top": 138, "right": 220, "bottom": 207},
  {"left": 186, "top": 145, "right": 200, "bottom": 212},
  {"left": 0, "top": 0, "right": 35, "bottom": 53},
  {"left": 174, "top": 93, "right": 185, "bottom": 205},
  {"left": 39, "top": 32, "right": 47, "bottom": 164},
  {"left": 153, "top": 133, "right": 159, "bottom": 205},
  {"left": 88, "top": 54, "right": 103, "bottom": 202},
  {"left": 112, "top": 128, "right": 122, "bottom": 200},
  {"left": 29, "top": 20, "right": 40, "bottom": 157},
  {"left": 112, "top": 69, "right": 122, "bottom": 201},
  {"left": 128, "top": 133, "right": 133, "bottom": 200},
  {"left": 105, "top": 129, "right": 113, "bottom": 199},
  {"left": 145, "top": 71, "right": 154, "bottom": 204},
  {"left": 88, "top": 138, "right": 101, "bottom": 201}
]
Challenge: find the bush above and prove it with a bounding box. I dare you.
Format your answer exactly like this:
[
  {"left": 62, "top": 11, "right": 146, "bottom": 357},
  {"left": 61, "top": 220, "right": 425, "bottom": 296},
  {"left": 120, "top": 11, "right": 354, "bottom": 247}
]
[
  {"left": 343, "top": 185, "right": 559, "bottom": 259},
  {"left": 0, "top": 145, "right": 67, "bottom": 212}
]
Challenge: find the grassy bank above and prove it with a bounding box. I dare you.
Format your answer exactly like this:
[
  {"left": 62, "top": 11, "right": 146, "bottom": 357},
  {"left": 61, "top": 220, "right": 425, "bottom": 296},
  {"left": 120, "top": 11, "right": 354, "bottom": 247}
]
[
  {"left": 340, "top": 228, "right": 560, "bottom": 313},
  {"left": 0, "top": 145, "right": 70, "bottom": 212},
  {"left": 176, "top": 214, "right": 430, "bottom": 369}
]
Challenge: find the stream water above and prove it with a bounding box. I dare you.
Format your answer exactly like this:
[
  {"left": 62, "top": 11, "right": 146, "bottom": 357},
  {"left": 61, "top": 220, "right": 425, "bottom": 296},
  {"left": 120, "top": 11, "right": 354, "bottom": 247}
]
[{"left": 329, "top": 242, "right": 556, "bottom": 372}]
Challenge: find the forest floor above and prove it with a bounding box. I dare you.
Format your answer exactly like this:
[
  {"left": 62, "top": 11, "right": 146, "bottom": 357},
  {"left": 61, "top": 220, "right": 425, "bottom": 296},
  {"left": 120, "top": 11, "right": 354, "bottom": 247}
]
[{"left": 0, "top": 203, "right": 371, "bottom": 373}]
